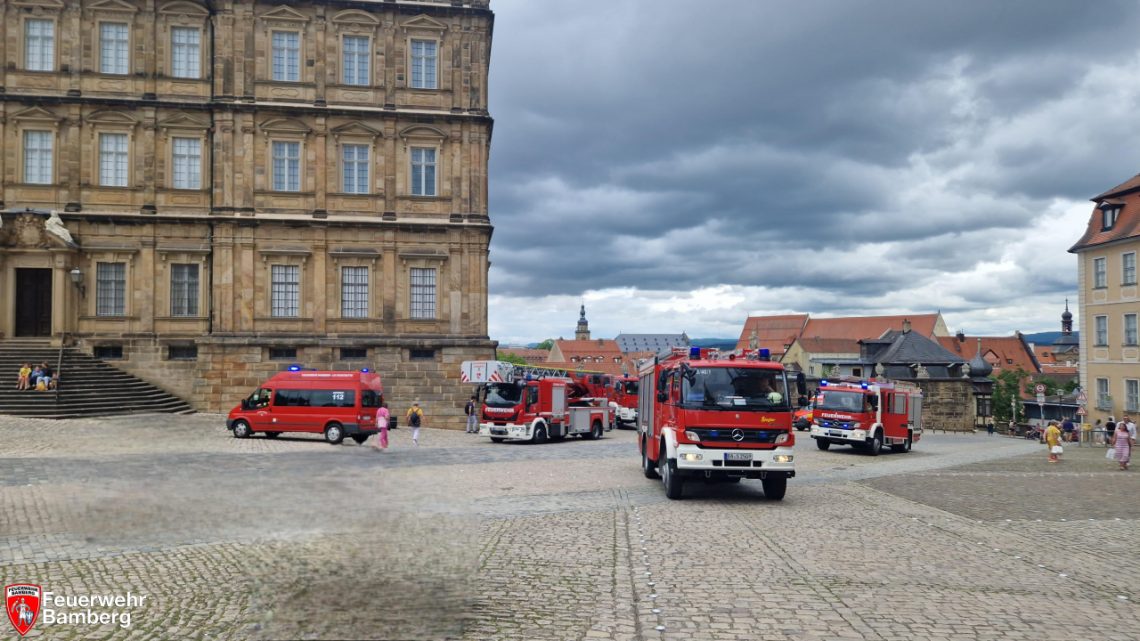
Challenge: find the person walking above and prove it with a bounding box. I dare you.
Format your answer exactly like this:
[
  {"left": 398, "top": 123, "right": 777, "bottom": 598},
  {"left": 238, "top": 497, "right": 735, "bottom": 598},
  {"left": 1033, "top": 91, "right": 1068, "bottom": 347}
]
[
  {"left": 986, "top": 422, "right": 994, "bottom": 436},
  {"left": 406, "top": 401, "right": 424, "bottom": 446},
  {"left": 1061, "top": 417, "right": 1075, "bottom": 442},
  {"left": 1105, "top": 417, "right": 1117, "bottom": 448},
  {"left": 372, "top": 401, "right": 390, "bottom": 452},
  {"left": 1112, "top": 420, "right": 1134, "bottom": 471},
  {"left": 1045, "top": 420, "right": 1063, "bottom": 463},
  {"left": 465, "top": 395, "right": 478, "bottom": 434}
]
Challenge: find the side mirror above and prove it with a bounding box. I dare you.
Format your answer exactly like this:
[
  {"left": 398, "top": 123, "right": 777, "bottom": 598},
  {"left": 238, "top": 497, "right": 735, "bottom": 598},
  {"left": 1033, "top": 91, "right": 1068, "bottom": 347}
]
[
  {"left": 796, "top": 372, "right": 807, "bottom": 396},
  {"left": 798, "top": 395, "right": 808, "bottom": 408},
  {"left": 656, "top": 390, "right": 668, "bottom": 403},
  {"left": 240, "top": 399, "right": 249, "bottom": 410}
]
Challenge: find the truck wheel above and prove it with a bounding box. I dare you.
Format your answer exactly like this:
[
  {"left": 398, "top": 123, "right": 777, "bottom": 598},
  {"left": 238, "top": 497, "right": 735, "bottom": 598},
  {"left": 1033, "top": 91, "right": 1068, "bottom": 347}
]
[
  {"left": 533, "top": 423, "right": 548, "bottom": 444},
  {"left": 490, "top": 437, "right": 505, "bottom": 443},
  {"left": 815, "top": 438, "right": 830, "bottom": 451},
  {"left": 324, "top": 423, "right": 345, "bottom": 445},
  {"left": 232, "top": 420, "right": 251, "bottom": 439},
  {"left": 661, "top": 455, "right": 684, "bottom": 500},
  {"left": 642, "top": 439, "right": 659, "bottom": 479},
  {"left": 762, "top": 475, "right": 787, "bottom": 501},
  {"left": 588, "top": 421, "right": 603, "bottom": 440},
  {"left": 868, "top": 431, "right": 883, "bottom": 456}
]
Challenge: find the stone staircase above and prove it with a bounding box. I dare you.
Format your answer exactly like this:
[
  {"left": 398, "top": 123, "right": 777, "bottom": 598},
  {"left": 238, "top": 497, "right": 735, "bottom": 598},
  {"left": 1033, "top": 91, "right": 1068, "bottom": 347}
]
[{"left": 0, "top": 340, "right": 194, "bottom": 419}]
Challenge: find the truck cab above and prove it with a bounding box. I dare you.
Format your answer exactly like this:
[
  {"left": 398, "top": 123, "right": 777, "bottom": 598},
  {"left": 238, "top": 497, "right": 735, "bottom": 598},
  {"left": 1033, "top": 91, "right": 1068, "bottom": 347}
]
[{"left": 808, "top": 379, "right": 922, "bottom": 455}]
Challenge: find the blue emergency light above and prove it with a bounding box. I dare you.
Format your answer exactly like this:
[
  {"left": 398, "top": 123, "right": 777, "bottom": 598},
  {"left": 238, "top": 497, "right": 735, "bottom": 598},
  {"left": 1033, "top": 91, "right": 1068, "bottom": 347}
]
[
  {"left": 758, "top": 348, "right": 770, "bottom": 361},
  {"left": 361, "top": 368, "right": 370, "bottom": 373},
  {"left": 689, "top": 346, "right": 701, "bottom": 359},
  {"left": 288, "top": 364, "right": 302, "bottom": 372},
  {"left": 861, "top": 381, "right": 869, "bottom": 389},
  {"left": 820, "top": 380, "right": 829, "bottom": 387}
]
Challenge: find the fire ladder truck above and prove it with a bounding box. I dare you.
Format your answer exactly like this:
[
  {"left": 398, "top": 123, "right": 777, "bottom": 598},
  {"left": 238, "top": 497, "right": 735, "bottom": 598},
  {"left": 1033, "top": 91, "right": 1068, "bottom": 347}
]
[{"left": 461, "top": 361, "right": 615, "bottom": 443}]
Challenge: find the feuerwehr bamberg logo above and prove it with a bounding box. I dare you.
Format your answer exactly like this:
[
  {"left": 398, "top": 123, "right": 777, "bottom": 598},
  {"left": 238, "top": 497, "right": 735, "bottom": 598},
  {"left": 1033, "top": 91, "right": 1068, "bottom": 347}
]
[{"left": 6, "top": 584, "right": 42, "bottom": 637}]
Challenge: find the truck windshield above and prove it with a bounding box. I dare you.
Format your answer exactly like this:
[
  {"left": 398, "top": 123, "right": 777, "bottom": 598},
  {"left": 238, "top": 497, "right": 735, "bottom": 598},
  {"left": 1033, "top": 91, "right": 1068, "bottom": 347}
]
[
  {"left": 681, "top": 367, "right": 789, "bottom": 410},
  {"left": 484, "top": 383, "right": 523, "bottom": 408},
  {"left": 818, "top": 390, "right": 866, "bottom": 412},
  {"left": 620, "top": 381, "right": 638, "bottom": 395}
]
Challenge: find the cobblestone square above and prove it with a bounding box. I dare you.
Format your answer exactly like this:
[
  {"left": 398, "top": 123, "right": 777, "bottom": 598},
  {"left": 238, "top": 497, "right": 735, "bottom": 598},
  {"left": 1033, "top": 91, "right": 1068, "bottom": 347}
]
[{"left": 1, "top": 416, "right": 1137, "bottom": 640}]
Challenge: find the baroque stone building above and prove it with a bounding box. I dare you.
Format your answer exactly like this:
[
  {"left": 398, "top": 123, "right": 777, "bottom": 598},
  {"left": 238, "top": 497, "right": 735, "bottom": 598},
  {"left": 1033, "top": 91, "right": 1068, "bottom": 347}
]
[{"left": 0, "top": 0, "right": 495, "bottom": 425}]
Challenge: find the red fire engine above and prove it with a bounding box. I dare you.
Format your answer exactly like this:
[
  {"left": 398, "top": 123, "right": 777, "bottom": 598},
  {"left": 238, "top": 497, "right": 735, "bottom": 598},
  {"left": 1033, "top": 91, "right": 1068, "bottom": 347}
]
[
  {"left": 611, "top": 375, "right": 639, "bottom": 428},
  {"left": 638, "top": 347, "right": 806, "bottom": 500},
  {"left": 461, "top": 361, "right": 614, "bottom": 443},
  {"left": 808, "top": 378, "right": 923, "bottom": 455}
]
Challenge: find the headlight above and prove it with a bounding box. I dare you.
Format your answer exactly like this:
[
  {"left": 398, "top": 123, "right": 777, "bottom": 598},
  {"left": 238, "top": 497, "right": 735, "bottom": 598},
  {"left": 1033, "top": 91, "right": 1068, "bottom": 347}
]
[
  {"left": 850, "top": 422, "right": 862, "bottom": 429},
  {"left": 684, "top": 430, "right": 700, "bottom": 442},
  {"left": 680, "top": 452, "right": 703, "bottom": 461},
  {"left": 774, "top": 432, "right": 790, "bottom": 445},
  {"left": 774, "top": 455, "right": 793, "bottom": 463}
]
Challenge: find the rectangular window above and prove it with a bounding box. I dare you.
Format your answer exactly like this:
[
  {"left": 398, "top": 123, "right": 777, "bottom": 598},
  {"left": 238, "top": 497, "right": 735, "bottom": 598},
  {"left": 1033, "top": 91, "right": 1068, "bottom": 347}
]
[
  {"left": 171, "top": 27, "right": 201, "bottom": 79},
  {"left": 411, "top": 147, "right": 436, "bottom": 196},
  {"left": 1127, "top": 379, "right": 1139, "bottom": 413},
  {"left": 100, "top": 22, "right": 130, "bottom": 74},
  {"left": 340, "top": 347, "right": 367, "bottom": 360},
  {"left": 1103, "top": 206, "right": 1120, "bottom": 231},
  {"left": 272, "top": 141, "right": 301, "bottom": 192},
  {"left": 23, "top": 131, "right": 53, "bottom": 185},
  {"left": 1097, "top": 377, "right": 1111, "bottom": 410},
  {"left": 410, "top": 267, "right": 436, "bottom": 319},
  {"left": 410, "top": 39, "right": 437, "bottom": 89},
  {"left": 342, "top": 144, "right": 369, "bottom": 194},
  {"left": 271, "top": 264, "right": 300, "bottom": 317},
  {"left": 170, "top": 263, "right": 200, "bottom": 317},
  {"left": 96, "top": 262, "right": 126, "bottom": 316},
  {"left": 172, "top": 137, "right": 202, "bottom": 190},
  {"left": 1095, "top": 315, "right": 1108, "bottom": 347},
  {"left": 410, "top": 348, "right": 436, "bottom": 361},
  {"left": 1094, "top": 257, "right": 1107, "bottom": 288},
  {"left": 25, "top": 19, "right": 54, "bottom": 71},
  {"left": 342, "top": 35, "right": 370, "bottom": 85},
  {"left": 99, "top": 133, "right": 129, "bottom": 187},
  {"left": 94, "top": 345, "right": 124, "bottom": 360},
  {"left": 167, "top": 345, "right": 198, "bottom": 360},
  {"left": 1125, "top": 314, "right": 1138, "bottom": 346},
  {"left": 271, "top": 31, "right": 300, "bottom": 82},
  {"left": 268, "top": 347, "right": 297, "bottom": 360},
  {"left": 341, "top": 266, "right": 368, "bottom": 318},
  {"left": 1124, "top": 252, "right": 1137, "bottom": 286}
]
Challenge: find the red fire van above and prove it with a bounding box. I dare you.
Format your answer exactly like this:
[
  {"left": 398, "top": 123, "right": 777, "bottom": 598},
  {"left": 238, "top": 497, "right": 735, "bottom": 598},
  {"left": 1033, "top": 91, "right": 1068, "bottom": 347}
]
[{"left": 226, "top": 368, "right": 383, "bottom": 444}]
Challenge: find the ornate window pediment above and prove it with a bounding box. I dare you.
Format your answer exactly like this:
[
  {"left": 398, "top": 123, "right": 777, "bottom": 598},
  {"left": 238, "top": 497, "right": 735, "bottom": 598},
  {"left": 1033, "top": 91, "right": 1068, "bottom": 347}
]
[
  {"left": 11, "top": 0, "right": 64, "bottom": 9},
  {"left": 87, "top": 0, "right": 138, "bottom": 15},
  {"left": 86, "top": 110, "right": 139, "bottom": 128},
  {"left": 158, "top": 112, "right": 210, "bottom": 131},
  {"left": 12, "top": 107, "right": 61, "bottom": 124},
  {"left": 260, "top": 5, "right": 310, "bottom": 26},
  {"left": 398, "top": 125, "right": 447, "bottom": 142},
  {"left": 331, "top": 122, "right": 382, "bottom": 140},
  {"left": 332, "top": 10, "right": 379, "bottom": 28},
  {"left": 159, "top": 1, "right": 209, "bottom": 18},
  {"left": 259, "top": 118, "right": 312, "bottom": 136},
  {"left": 402, "top": 14, "right": 447, "bottom": 34}
]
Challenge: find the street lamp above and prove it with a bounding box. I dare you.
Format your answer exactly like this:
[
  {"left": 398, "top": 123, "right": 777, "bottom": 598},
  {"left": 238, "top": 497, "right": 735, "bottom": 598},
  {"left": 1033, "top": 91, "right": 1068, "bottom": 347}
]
[{"left": 69, "top": 268, "right": 85, "bottom": 298}]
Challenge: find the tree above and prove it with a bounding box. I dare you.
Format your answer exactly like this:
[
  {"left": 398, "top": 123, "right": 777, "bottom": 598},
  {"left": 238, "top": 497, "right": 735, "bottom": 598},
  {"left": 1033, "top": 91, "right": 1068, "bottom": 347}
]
[
  {"left": 497, "top": 351, "right": 528, "bottom": 366},
  {"left": 991, "top": 368, "right": 1027, "bottom": 425},
  {"left": 534, "top": 339, "right": 554, "bottom": 351}
]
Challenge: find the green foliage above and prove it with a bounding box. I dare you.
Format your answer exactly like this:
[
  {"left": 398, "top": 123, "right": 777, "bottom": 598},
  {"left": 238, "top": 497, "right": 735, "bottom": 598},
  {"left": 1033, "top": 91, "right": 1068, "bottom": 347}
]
[
  {"left": 991, "top": 368, "right": 1026, "bottom": 424},
  {"left": 497, "top": 351, "right": 528, "bottom": 366},
  {"left": 534, "top": 339, "right": 555, "bottom": 351}
]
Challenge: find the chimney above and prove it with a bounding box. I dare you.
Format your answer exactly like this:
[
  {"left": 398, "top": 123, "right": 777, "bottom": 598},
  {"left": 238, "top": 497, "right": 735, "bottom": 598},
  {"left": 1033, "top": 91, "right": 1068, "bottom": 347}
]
[
  {"left": 956, "top": 330, "right": 965, "bottom": 342},
  {"left": 902, "top": 318, "right": 911, "bottom": 333}
]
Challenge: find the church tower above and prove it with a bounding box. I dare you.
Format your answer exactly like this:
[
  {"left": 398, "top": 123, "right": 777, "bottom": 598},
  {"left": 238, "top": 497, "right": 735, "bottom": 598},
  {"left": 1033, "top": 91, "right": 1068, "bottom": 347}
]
[{"left": 575, "top": 304, "right": 591, "bottom": 340}]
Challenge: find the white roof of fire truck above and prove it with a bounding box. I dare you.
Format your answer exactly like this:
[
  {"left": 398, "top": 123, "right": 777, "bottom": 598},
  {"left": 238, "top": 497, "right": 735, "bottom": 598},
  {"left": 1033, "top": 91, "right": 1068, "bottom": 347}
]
[{"left": 460, "top": 360, "right": 608, "bottom": 384}]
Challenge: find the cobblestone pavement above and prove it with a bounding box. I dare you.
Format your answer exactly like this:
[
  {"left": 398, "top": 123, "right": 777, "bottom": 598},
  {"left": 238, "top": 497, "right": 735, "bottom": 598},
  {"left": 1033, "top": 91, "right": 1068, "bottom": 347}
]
[{"left": 1, "top": 416, "right": 1138, "bottom": 640}]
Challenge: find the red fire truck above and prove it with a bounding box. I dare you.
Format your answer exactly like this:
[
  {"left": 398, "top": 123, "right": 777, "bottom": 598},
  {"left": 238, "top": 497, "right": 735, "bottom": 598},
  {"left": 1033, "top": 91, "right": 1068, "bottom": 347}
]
[
  {"left": 461, "top": 361, "right": 614, "bottom": 443},
  {"left": 808, "top": 378, "right": 923, "bottom": 455},
  {"left": 611, "top": 375, "right": 639, "bottom": 428},
  {"left": 638, "top": 348, "right": 806, "bottom": 500}
]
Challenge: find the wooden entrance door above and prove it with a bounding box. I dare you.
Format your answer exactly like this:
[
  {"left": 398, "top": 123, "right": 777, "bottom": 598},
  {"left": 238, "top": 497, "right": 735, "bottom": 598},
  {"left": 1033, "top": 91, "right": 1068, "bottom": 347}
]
[{"left": 15, "top": 269, "right": 53, "bottom": 337}]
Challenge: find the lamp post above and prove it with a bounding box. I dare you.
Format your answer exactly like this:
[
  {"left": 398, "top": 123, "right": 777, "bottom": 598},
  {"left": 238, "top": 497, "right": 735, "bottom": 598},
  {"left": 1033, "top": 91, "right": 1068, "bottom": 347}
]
[{"left": 69, "top": 268, "right": 85, "bottom": 298}]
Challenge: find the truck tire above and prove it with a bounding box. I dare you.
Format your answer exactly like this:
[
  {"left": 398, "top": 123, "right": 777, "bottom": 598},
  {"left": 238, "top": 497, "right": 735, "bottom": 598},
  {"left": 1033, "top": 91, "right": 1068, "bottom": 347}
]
[
  {"left": 815, "top": 438, "right": 830, "bottom": 451},
  {"left": 762, "top": 475, "right": 787, "bottom": 501},
  {"left": 324, "top": 423, "right": 345, "bottom": 445},
  {"left": 532, "top": 422, "right": 548, "bottom": 444},
  {"left": 587, "top": 420, "right": 603, "bottom": 440},
  {"left": 661, "top": 454, "right": 683, "bottom": 500},
  {"left": 232, "top": 420, "right": 251, "bottom": 439},
  {"left": 892, "top": 432, "right": 913, "bottom": 453},
  {"left": 642, "top": 439, "right": 659, "bottom": 479},
  {"left": 868, "top": 431, "right": 883, "bottom": 456}
]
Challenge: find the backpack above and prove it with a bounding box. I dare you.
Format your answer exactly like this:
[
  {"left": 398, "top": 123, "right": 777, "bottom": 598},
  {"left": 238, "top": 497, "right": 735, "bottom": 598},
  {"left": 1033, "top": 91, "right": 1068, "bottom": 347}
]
[{"left": 409, "top": 410, "right": 422, "bottom": 427}]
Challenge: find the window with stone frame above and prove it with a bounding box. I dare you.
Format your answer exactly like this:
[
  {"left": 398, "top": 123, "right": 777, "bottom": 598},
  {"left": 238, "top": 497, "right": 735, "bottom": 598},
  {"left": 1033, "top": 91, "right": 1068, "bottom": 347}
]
[
  {"left": 100, "top": 22, "right": 130, "bottom": 75},
  {"left": 342, "top": 144, "right": 370, "bottom": 194},
  {"left": 25, "top": 19, "right": 55, "bottom": 72},
  {"left": 170, "top": 26, "right": 201, "bottom": 78},
  {"left": 1095, "top": 315, "right": 1108, "bottom": 347},
  {"left": 410, "top": 267, "right": 436, "bottom": 319},
  {"left": 170, "top": 263, "right": 200, "bottom": 317},
  {"left": 341, "top": 266, "right": 369, "bottom": 318},
  {"left": 342, "top": 35, "right": 370, "bottom": 86},
  {"left": 1126, "top": 379, "right": 1139, "bottom": 413},
  {"left": 99, "top": 133, "right": 130, "bottom": 187},
  {"left": 1125, "top": 313, "right": 1138, "bottom": 347},
  {"left": 1124, "top": 252, "right": 1137, "bottom": 286},
  {"left": 410, "top": 38, "right": 438, "bottom": 89},
  {"left": 410, "top": 146, "right": 437, "bottom": 196},
  {"left": 171, "top": 137, "right": 202, "bottom": 190},
  {"left": 271, "top": 30, "right": 301, "bottom": 82},
  {"left": 271, "top": 264, "right": 301, "bottom": 317},
  {"left": 1097, "top": 377, "right": 1111, "bottom": 410},
  {"left": 1094, "top": 257, "right": 1107, "bottom": 288},
  {"left": 96, "top": 262, "right": 127, "bottom": 317},
  {"left": 23, "top": 130, "right": 54, "bottom": 185},
  {"left": 271, "top": 140, "right": 302, "bottom": 192}
]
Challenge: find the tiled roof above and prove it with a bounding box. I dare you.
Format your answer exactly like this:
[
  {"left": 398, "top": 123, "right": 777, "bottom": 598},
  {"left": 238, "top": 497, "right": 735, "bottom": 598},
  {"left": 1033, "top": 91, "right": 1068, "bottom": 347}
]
[
  {"left": 1071, "top": 175, "right": 1140, "bottom": 252},
  {"left": 498, "top": 347, "right": 550, "bottom": 365},
  {"left": 615, "top": 334, "right": 690, "bottom": 353},
  {"left": 795, "top": 337, "right": 861, "bottom": 354},
  {"left": 552, "top": 339, "right": 622, "bottom": 356},
  {"left": 802, "top": 313, "right": 942, "bottom": 341},
  {"left": 937, "top": 335, "right": 1041, "bottom": 374},
  {"left": 734, "top": 314, "right": 809, "bottom": 353},
  {"left": 864, "top": 330, "right": 964, "bottom": 365}
]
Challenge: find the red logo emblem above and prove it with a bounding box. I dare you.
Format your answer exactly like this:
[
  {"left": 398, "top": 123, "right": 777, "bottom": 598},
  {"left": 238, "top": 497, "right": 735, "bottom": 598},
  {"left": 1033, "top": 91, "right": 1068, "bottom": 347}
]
[{"left": 5, "top": 584, "right": 42, "bottom": 637}]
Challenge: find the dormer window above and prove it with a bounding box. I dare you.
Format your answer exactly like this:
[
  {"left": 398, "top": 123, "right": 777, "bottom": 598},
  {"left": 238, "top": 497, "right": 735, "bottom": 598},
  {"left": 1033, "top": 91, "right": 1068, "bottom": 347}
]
[{"left": 1102, "top": 204, "right": 1121, "bottom": 231}]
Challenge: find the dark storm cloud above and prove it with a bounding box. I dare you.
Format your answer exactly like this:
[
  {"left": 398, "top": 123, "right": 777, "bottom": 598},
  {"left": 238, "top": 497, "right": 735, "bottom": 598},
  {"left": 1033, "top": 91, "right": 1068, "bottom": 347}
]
[{"left": 486, "top": 0, "right": 1140, "bottom": 337}]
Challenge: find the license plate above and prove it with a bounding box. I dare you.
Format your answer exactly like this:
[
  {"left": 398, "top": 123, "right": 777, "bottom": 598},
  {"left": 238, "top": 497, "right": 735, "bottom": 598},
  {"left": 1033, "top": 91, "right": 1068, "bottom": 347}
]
[
  {"left": 490, "top": 428, "right": 507, "bottom": 435},
  {"left": 725, "top": 452, "right": 752, "bottom": 461},
  {"left": 830, "top": 431, "right": 845, "bottom": 437}
]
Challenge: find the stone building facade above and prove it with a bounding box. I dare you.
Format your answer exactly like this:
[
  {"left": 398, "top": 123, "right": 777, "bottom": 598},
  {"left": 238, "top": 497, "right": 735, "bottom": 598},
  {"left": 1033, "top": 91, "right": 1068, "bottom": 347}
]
[{"left": 0, "top": 0, "right": 496, "bottom": 426}]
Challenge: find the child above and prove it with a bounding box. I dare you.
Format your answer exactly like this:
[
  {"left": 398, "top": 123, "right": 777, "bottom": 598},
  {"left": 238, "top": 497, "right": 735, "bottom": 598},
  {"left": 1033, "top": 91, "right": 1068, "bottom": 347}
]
[
  {"left": 406, "top": 401, "right": 424, "bottom": 446},
  {"left": 16, "top": 363, "right": 31, "bottom": 390}
]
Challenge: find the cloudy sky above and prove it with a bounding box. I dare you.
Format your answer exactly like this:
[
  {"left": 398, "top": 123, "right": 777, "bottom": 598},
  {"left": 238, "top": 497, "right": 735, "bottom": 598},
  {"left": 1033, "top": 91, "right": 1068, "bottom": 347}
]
[{"left": 484, "top": 0, "right": 1140, "bottom": 345}]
